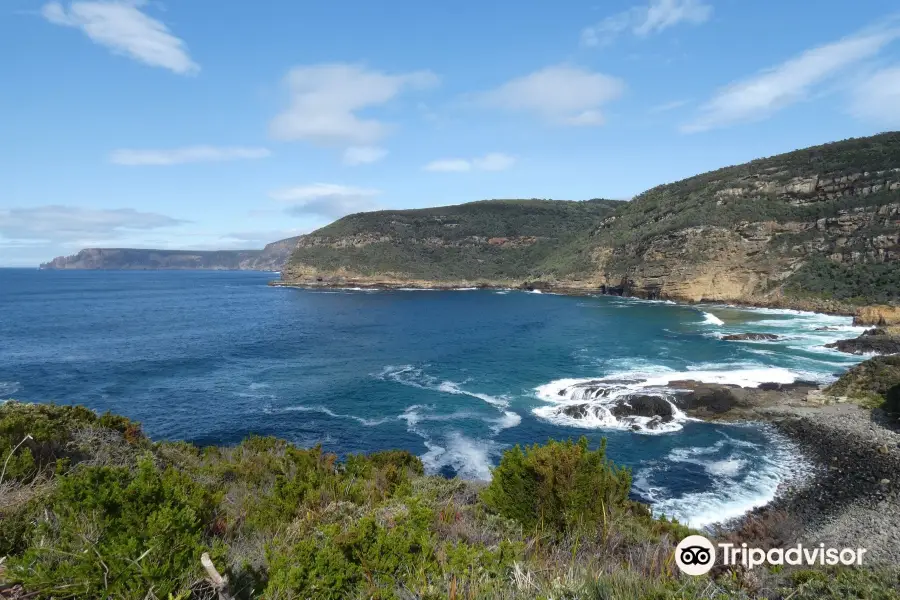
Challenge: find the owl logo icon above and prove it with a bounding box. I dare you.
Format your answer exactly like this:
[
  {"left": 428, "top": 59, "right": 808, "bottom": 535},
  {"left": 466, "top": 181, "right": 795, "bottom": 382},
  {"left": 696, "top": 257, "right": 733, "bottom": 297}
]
[{"left": 675, "top": 535, "right": 716, "bottom": 576}]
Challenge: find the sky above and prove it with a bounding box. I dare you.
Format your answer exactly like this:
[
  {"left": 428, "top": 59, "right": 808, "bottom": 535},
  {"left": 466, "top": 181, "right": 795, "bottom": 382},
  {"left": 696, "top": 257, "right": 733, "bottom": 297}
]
[{"left": 2, "top": 0, "right": 900, "bottom": 267}]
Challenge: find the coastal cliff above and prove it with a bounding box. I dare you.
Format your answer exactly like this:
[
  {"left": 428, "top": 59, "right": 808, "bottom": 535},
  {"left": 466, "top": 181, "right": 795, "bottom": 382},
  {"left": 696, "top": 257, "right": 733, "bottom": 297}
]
[
  {"left": 280, "top": 133, "right": 900, "bottom": 311},
  {"left": 588, "top": 133, "right": 900, "bottom": 306},
  {"left": 40, "top": 236, "right": 302, "bottom": 271}
]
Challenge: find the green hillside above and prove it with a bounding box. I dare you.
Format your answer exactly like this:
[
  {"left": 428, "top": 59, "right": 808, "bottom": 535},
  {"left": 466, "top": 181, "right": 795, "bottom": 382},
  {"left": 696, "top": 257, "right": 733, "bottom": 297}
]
[{"left": 287, "top": 199, "right": 622, "bottom": 281}]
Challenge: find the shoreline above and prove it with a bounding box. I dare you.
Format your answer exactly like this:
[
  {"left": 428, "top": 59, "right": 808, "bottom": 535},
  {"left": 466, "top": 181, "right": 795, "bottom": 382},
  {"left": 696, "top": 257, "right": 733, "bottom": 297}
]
[
  {"left": 268, "top": 278, "right": 880, "bottom": 319},
  {"left": 729, "top": 402, "right": 900, "bottom": 564}
]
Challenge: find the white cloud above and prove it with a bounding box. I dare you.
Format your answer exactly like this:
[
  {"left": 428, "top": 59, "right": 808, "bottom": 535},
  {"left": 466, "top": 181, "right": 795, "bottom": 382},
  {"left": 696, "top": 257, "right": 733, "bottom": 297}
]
[
  {"left": 0, "top": 205, "right": 185, "bottom": 243},
  {"left": 270, "top": 183, "right": 381, "bottom": 218},
  {"left": 682, "top": 27, "right": 900, "bottom": 133},
  {"left": 109, "top": 146, "right": 271, "bottom": 166},
  {"left": 851, "top": 66, "right": 900, "bottom": 126},
  {"left": 269, "top": 64, "right": 439, "bottom": 146},
  {"left": 425, "top": 153, "right": 516, "bottom": 172},
  {"left": 41, "top": 1, "right": 199, "bottom": 75},
  {"left": 581, "top": 0, "right": 712, "bottom": 47},
  {"left": 649, "top": 99, "right": 690, "bottom": 113},
  {"left": 477, "top": 65, "right": 625, "bottom": 127},
  {"left": 342, "top": 146, "right": 388, "bottom": 166}
]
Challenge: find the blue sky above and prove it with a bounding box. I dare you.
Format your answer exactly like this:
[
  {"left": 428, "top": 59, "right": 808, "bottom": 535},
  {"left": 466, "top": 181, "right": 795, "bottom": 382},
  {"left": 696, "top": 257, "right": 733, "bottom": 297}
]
[{"left": 2, "top": 0, "right": 900, "bottom": 266}]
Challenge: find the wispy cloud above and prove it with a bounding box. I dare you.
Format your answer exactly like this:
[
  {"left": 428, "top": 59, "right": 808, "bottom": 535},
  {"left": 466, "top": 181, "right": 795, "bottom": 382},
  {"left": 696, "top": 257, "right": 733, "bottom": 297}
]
[
  {"left": 581, "top": 0, "right": 712, "bottom": 47},
  {"left": 342, "top": 146, "right": 388, "bottom": 166},
  {"left": 41, "top": 1, "right": 199, "bottom": 75},
  {"left": 476, "top": 65, "right": 625, "bottom": 127},
  {"left": 0, "top": 205, "right": 186, "bottom": 243},
  {"left": 109, "top": 146, "right": 271, "bottom": 166},
  {"left": 851, "top": 66, "right": 900, "bottom": 126},
  {"left": 681, "top": 26, "right": 900, "bottom": 133},
  {"left": 270, "top": 183, "right": 381, "bottom": 219},
  {"left": 269, "top": 64, "right": 438, "bottom": 146},
  {"left": 649, "top": 99, "right": 690, "bottom": 113},
  {"left": 424, "top": 153, "right": 516, "bottom": 172}
]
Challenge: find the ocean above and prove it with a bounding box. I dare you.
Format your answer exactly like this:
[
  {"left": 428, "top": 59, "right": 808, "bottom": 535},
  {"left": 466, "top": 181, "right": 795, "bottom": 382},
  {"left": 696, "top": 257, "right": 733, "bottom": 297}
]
[{"left": 0, "top": 269, "right": 868, "bottom": 527}]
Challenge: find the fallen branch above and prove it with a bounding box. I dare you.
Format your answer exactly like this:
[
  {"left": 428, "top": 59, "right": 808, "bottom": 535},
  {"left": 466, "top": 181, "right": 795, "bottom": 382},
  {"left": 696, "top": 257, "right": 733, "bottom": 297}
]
[{"left": 200, "top": 553, "right": 234, "bottom": 600}]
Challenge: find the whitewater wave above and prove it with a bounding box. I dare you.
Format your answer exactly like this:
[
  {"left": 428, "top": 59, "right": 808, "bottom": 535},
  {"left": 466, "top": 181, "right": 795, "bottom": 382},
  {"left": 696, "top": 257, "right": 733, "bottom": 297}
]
[
  {"left": 421, "top": 432, "right": 498, "bottom": 480},
  {"left": 381, "top": 366, "right": 520, "bottom": 475},
  {"left": 701, "top": 311, "right": 725, "bottom": 326},
  {"left": 532, "top": 365, "right": 811, "bottom": 434},
  {"left": 0, "top": 381, "right": 21, "bottom": 397},
  {"left": 280, "top": 405, "right": 392, "bottom": 426},
  {"left": 378, "top": 365, "right": 512, "bottom": 410},
  {"left": 635, "top": 430, "right": 809, "bottom": 528}
]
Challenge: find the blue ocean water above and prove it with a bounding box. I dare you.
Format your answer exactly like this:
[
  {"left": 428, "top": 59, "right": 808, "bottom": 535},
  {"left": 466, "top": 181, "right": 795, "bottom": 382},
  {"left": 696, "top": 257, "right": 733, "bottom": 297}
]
[{"left": 0, "top": 269, "right": 867, "bottom": 527}]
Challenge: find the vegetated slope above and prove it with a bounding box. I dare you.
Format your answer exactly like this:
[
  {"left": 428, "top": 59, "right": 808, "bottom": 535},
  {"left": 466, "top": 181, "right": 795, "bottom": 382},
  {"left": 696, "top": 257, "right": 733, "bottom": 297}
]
[
  {"left": 587, "top": 132, "right": 900, "bottom": 305},
  {"left": 281, "top": 133, "right": 900, "bottom": 307},
  {"left": 39, "top": 236, "right": 302, "bottom": 271},
  {"left": 281, "top": 199, "right": 622, "bottom": 284},
  {"left": 3, "top": 401, "right": 898, "bottom": 599}
]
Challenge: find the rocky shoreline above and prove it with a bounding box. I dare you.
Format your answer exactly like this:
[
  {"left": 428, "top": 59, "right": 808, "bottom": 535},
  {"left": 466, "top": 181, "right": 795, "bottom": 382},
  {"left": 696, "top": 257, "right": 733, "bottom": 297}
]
[
  {"left": 738, "top": 404, "right": 900, "bottom": 565},
  {"left": 270, "top": 277, "right": 900, "bottom": 324}
]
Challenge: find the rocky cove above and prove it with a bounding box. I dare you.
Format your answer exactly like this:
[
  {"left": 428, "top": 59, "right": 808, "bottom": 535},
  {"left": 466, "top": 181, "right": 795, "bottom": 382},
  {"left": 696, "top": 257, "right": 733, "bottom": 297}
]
[{"left": 539, "top": 348, "right": 900, "bottom": 564}]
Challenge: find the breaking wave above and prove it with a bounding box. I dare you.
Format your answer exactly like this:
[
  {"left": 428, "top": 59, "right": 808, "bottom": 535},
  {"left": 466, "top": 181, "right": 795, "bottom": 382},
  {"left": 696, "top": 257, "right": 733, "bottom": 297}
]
[
  {"left": 634, "top": 430, "right": 809, "bottom": 528},
  {"left": 0, "top": 381, "right": 21, "bottom": 397},
  {"left": 701, "top": 311, "right": 725, "bottom": 326},
  {"left": 532, "top": 365, "right": 811, "bottom": 434},
  {"left": 421, "top": 433, "right": 498, "bottom": 480}
]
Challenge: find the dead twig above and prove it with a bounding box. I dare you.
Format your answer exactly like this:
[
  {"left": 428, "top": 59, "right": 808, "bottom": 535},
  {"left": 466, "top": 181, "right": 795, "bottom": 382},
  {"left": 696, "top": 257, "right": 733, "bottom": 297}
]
[{"left": 201, "top": 552, "right": 235, "bottom": 600}]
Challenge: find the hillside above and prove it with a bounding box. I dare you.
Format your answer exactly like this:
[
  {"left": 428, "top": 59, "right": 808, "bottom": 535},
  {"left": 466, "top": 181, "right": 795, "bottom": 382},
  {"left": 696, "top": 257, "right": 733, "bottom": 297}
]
[
  {"left": 588, "top": 132, "right": 900, "bottom": 306},
  {"left": 39, "top": 236, "right": 302, "bottom": 271},
  {"left": 281, "top": 133, "right": 900, "bottom": 308},
  {"left": 281, "top": 199, "right": 622, "bottom": 285}
]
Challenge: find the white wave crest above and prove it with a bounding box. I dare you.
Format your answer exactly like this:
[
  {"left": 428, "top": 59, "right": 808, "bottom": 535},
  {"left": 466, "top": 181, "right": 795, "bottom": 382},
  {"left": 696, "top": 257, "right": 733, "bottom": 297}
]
[
  {"left": 420, "top": 432, "right": 498, "bottom": 480},
  {"left": 0, "top": 381, "right": 21, "bottom": 397},
  {"left": 643, "top": 432, "right": 809, "bottom": 528},
  {"left": 281, "top": 405, "right": 392, "bottom": 426},
  {"left": 701, "top": 311, "right": 725, "bottom": 326},
  {"left": 532, "top": 365, "right": 810, "bottom": 434}
]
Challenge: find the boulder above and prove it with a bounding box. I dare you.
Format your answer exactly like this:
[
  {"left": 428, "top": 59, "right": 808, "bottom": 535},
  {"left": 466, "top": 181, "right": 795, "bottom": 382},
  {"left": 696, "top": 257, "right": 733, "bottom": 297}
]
[
  {"left": 610, "top": 395, "right": 674, "bottom": 422},
  {"left": 825, "top": 329, "right": 900, "bottom": 355},
  {"left": 854, "top": 305, "right": 900, "bottom": 326}
]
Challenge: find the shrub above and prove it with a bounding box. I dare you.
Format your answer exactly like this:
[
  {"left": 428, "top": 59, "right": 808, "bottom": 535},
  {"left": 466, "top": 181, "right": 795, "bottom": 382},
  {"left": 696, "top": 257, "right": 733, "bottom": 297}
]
[
  {"left": 8, "top": 457, "right": 217, "bottom": 599},
  {"left": 0, "top": 402, "right": 145, "bottom": 483},
  {"left": 481, "top": 437, "right": 632, "bottom": 533}
]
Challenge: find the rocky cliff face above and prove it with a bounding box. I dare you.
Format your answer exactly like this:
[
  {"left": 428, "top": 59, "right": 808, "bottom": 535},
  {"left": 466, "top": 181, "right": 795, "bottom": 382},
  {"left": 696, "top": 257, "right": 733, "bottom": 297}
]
[
  {"left": 585, "top": 134, "right": 900, "bottom": 306},
  {"left": 40, "top": 236, "right": 302, "bottom": 271}
]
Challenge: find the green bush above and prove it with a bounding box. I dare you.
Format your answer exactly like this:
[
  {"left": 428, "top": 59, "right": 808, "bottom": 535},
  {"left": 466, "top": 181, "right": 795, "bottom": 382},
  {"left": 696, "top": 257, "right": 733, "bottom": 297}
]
[
  {"left": 264, "top": 499, "right": 518, "bottom": 599},
  {"left": 8, "top": 458, "right": 217, "bottom": 599},
  {"left": 0, "top": 402, "right": 144, "bottom": 483},
  {"left": 481, "top": 437, "right": 632, "bottom": 532}
]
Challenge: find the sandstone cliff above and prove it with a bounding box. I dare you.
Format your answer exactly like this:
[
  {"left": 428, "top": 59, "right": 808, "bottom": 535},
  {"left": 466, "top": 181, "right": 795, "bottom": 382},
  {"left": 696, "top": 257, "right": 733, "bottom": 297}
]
[{"left": 588, "top": 134, "right": 900, "bottom": 306}]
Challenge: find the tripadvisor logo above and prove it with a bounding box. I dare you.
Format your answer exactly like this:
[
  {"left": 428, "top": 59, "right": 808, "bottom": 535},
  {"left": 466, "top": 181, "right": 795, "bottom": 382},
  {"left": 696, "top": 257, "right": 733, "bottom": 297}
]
[
  {"left": 675, "top": 535, "right": 716, "bottom": 576},
  {"left": 675, "top": 535, "right": 868, "bottom": 576}
]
